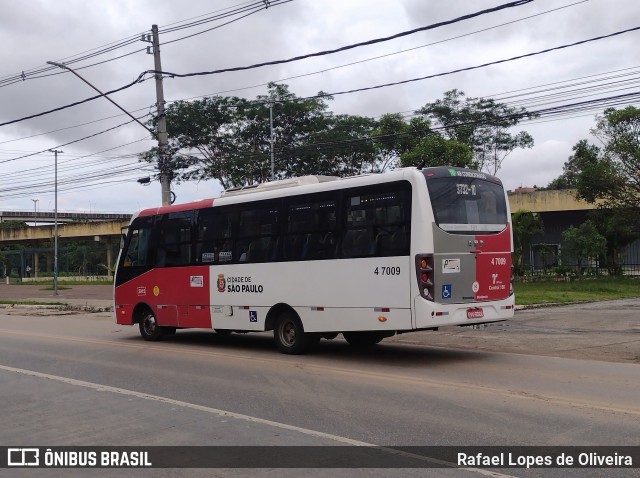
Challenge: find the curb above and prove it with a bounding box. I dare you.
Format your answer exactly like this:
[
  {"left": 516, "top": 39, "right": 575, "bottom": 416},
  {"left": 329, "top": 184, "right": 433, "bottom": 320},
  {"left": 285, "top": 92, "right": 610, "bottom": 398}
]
[{"left": 0, "top": 303, "right": 113, "bottom": 313}]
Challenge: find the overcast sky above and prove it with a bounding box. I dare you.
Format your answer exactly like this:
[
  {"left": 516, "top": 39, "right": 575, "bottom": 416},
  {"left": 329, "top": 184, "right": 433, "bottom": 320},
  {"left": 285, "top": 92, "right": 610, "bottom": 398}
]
[{"left": 1, "top": 0, "right": 639, "bottom": 214}]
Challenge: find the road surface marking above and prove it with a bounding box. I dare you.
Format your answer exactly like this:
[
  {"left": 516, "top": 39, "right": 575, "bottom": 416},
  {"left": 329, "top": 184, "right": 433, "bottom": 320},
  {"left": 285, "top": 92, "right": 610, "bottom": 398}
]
[
  {"left": 1, "top": 327, "right": 639, "bottom": 418},
  {"left": 0, "top": 363, "right": 514, "bottom": 477}
]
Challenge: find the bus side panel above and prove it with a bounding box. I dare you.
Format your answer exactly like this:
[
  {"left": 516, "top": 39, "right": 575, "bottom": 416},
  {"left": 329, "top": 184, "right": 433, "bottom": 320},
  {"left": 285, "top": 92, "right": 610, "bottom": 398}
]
[
  {"left": 208, "top": 257, "right": 413, "bottom": 333},
  {"left": 114, "top": 266, "right": 212, "bottom": 329}
]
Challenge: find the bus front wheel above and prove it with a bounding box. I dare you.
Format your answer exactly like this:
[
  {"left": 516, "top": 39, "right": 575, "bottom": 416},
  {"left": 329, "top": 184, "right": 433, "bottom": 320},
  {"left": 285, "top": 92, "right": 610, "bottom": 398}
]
[
  {"left": 274, "top": 311, "right": 317, "bottom": 354},
  {"left": 139, "top": 309, "right": 164, "bottom": 341}
]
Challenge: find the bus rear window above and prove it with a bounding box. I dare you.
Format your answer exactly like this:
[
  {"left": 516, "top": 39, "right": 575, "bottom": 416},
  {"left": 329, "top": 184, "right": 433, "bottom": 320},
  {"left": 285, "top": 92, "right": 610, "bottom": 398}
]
[{"left": 426, "top": 176, "right": 507, "bottom": 233}]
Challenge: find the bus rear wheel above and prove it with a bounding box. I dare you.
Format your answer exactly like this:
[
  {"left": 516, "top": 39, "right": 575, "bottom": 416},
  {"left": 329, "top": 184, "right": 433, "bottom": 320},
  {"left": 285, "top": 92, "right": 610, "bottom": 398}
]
[
  {"left": 139, "top": 309, "right": 165, "bottom": 341},
  {"left": 343, "top": 331, "right": 386, "bottom": 347},
  {"left": 274, "top": 311, "right": 317, "bottom": 355}
]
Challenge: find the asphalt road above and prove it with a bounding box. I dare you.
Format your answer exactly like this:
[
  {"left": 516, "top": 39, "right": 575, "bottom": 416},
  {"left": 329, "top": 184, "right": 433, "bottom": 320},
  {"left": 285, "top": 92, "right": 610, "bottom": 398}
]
[{"left": 0, "top": 302, "right": 639, "bottom": 477}]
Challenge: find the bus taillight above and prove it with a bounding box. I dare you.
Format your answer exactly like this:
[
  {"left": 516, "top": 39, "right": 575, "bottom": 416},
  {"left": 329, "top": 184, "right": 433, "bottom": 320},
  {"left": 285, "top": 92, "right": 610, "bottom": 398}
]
[{"left": 415, "top": 254, "right": 434, "bottom": 301}]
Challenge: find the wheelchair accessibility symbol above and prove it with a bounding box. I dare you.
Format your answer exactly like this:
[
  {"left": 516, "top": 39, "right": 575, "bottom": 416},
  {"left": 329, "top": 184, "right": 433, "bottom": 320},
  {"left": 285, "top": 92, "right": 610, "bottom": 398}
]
[{"left": 442, "top": 284, "right": 452, "bottom": 299}]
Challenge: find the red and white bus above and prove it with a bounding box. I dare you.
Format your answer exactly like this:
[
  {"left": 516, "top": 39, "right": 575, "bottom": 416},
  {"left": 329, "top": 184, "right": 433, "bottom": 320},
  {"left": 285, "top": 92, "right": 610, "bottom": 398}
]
[{"left": 114, "top": 166, "right": 514, "bottom": 354}]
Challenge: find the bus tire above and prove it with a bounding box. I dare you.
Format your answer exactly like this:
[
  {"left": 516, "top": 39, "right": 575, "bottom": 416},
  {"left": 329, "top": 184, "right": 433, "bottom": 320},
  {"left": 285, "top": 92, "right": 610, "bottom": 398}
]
[
  {"left": 343, "top": 331, "right": 386, "bottom": 347},
  {"left": 214, "top": 329, "right": 232, "bottom": 336},
  {"left": 274, "top": 311, "right": 313, "bottom": 355},
  {"left": 139, "top": 309, "right": 164, "bottom": 341}
]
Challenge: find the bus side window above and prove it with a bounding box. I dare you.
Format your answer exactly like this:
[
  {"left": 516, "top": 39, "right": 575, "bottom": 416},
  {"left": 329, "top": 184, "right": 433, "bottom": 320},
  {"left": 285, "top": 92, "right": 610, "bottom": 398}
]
[
  {"left": 157, "top": 212, "right": 193, "bottom": 267},
  {"left": 196, "top": 208, "right": 235, "bottom": 264},
  {"left": 342, "top": 184, "right": 411, "bottom": 258},
  {"left": 122, "top": 217, "right": 154, "bottom": 268},
  {"left": 237, "top": 202, "right": 279, "bottom": 263},
  {"left": 285, "top": 197, "right": 337, "bottom": 261}
]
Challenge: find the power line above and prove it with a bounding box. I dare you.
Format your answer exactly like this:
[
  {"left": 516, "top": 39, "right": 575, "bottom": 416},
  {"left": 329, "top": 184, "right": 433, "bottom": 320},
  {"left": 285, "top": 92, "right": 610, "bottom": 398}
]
[
  {"left": 0, "top": 2, "right": 589, "bottom": 131},
  {"left": 0, "top": 0, "right": 292, "bottom": 88},
  {"left": 0, "top": 114, "right": 151, "bottom": 164},
  {"left": 155, "top": 0, "right": 534, "bottom": 79},
  {"left": 297, "top": 26, "right": 640, "bottom": 103},
  {"left": 183, "top": 0, "right": 589, "bottom": 101},
  {"left": 0, "top": 0, "right": 535, "bottom": 133},
  {"left": 160, "top": 0, "right": 292, "bottom": 45}
]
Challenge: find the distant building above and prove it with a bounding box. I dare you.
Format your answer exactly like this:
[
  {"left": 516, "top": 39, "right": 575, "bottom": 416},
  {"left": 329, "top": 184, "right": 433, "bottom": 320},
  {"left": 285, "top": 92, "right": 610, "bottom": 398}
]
[
  {"left": 511, "top": 186, "right": 538, "bottom": 194},
  {"left": 508, "top": 189, "right": 639, "bottom": 274}
]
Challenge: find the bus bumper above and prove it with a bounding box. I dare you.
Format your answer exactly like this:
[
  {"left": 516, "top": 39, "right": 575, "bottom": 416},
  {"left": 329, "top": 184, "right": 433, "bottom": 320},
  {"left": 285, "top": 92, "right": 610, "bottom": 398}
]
[{"left": 413, "top": 295, "right": 515, "bottom": 329}]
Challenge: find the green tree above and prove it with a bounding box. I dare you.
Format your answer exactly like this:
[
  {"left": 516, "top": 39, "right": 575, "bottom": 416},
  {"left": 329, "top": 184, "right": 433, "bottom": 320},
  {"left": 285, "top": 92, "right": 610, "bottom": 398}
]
[
  {"left": 371, "top": 114, "right": 427, "bottom": 171},
  {"left": 417, "top": 89, "right": 536, "bottom": 174},
  {"left": 546, "top": 109, "right": 640, "bottom": 273},
  {"left": 307, "top": 114, "right": 378, "bottom": 176},
  {"left": 561, "top": 221, "right": 607, "bottom": 276},
  {"left": 545, "top": 140, "right": 602, "bottom": 190},
  {"left": 511, "top": 210, "right": 544, "bottom": 275},
  {"left": 140, "top": 95, "right": 246, "bottom": 188},
  {"left": 61, "top": 242, "right": 100, "bottom": 276},
  {"left": 585, "top": 106, "right": 640, "bottom": 210},
  {"left": 0, "top": 220, "right": 28, "bottom": 230},
  {"left": 232, "top": 83, "right": 334, "bottom": 185},
  {"left": 400, "top": 135, "right": 475, "bottom": 169},
  {"left": 141, "top": 83, "right": 334, "bottom": 188},
  {"left": 588, "top": 209, "right": 638, "bottom": 276}
]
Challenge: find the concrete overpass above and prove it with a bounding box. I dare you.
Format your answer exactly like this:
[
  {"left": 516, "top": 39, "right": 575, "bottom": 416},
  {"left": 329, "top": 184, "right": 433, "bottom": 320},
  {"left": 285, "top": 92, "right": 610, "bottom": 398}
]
[
  {"left": 507, "top": 189, "right": 600, "bottom": 212},
  {"left": 0, "top": 210, "right": 130, "bottom": 224},
  {"left": 0, "top": 219, "right": 129, "bottom": 280}
]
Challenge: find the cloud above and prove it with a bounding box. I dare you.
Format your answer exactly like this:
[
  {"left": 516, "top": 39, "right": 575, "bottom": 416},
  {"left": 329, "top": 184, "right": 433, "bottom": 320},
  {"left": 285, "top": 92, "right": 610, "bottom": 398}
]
[{"left": 0, "top": 0, "right": 638, "bottom": 211}]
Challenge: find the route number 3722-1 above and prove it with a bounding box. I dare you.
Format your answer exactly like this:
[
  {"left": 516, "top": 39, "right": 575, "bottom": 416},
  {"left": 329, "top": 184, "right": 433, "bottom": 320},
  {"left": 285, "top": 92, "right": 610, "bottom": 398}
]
[{"left": 374, "top": 266, "right": 401, "bottom": 276}]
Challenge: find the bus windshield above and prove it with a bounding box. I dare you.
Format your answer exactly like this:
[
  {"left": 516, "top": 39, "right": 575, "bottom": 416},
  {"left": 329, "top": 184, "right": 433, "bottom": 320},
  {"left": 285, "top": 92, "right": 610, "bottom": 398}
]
[{"left": 425, "top": 174, "right": 508, "bottom": 234}]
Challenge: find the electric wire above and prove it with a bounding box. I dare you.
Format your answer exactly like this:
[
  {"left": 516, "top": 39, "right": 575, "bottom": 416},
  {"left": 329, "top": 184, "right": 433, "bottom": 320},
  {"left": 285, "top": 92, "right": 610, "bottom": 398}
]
[
  {"left": 0, "top": 0, "right": 291, "bottom": 87},
  {"left": 4, "top": 22, "right": 637, "bottom": 134},
  {"left": 183, "top": 0, "right": 590, "bottom": 101},
  {"left": 0, "top": 114, "right": 152, "bottom": 164},
  {"left": 154, "top": 0, "right": 534, "bottom": 79}
]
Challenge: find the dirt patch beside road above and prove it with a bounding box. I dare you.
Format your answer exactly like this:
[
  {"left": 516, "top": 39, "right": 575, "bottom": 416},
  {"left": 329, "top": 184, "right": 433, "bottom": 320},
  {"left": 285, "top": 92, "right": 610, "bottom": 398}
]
[
  {"left": 388, "top": 299, "right": 640, "bottom": 364},
  {"left": 0, "top": 284, "right": 112, "bottom": 302}
]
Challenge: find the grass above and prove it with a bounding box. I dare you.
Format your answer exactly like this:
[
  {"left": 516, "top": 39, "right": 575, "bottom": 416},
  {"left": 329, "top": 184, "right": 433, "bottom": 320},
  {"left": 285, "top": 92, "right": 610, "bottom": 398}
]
[
  {"left": 0, "top": 300, "right": 66, "bottom": 306},
  {"left": 515, "top": 277, "right": 640, "bottom": 306},
  {"left": 17, "top": 280, "right": 113, "bottom": 286}
]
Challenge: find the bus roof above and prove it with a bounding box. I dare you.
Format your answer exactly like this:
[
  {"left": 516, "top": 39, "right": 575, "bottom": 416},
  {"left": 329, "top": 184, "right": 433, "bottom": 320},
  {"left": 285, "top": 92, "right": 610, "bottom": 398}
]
[
  {"left": 133, "top": 167, "right": 503, "bottom": 219},
  {"left": 222, "top": 175, "right": 339, "bottom": 196},
  {"left": 138, "top": 198, "right": 214, "bottom": 217}
]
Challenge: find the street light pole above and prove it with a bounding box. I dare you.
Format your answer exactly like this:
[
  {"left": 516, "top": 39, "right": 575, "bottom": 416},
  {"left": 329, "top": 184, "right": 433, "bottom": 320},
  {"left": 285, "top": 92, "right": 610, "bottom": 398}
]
[
  {"left": 46, "top": 60, "right": 172, "bottom": 206},
  {"left": 49, "top": 149, "right": 62, "bottom": 296},
  {"left": 31, "top": 199, "right": 38, "bottom": 227}
]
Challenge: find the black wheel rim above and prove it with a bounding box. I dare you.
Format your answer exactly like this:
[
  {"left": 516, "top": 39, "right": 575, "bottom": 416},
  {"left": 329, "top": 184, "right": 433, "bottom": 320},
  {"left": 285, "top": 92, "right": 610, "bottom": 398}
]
[{"left": 142, "top": 314, "right": 156, "bottom": 336}]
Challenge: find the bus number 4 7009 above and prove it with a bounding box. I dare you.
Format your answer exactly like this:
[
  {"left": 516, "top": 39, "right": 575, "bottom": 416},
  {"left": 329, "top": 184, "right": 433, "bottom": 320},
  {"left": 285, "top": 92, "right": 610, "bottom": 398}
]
[
  {"left": 491, "top": 257, "right": 507, "bottom": 266},
  {"left": 374, "top": 266, "right": 401, "bottom": 276}
]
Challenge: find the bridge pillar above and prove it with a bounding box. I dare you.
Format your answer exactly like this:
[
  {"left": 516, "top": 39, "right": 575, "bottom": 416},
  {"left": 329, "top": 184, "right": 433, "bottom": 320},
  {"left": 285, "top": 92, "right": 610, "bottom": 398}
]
[
  {"left": 106, "top": 238, "right": 113, "bottom": 279},
  {"left": 34, "top": 252, "right": 39, "bottom": 279}
]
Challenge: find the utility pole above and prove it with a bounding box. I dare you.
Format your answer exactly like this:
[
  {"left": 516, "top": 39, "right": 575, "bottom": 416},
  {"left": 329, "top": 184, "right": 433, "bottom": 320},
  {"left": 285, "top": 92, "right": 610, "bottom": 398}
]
[
  {"left": 49, "top": 149, "right": 63, "bottom": 296},
  {"left": 269, "top": 104, "right": 275, "bottom": 180},
  {"left": 144, "top": 25, "right": 172, "bottom": 206}
]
